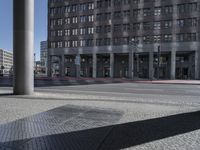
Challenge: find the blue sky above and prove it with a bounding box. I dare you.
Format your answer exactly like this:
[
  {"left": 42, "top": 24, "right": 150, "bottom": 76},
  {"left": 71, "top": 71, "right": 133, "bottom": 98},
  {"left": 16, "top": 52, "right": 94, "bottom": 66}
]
[{"left": 0, "top": 0, "right": 47, "bottom": 61}]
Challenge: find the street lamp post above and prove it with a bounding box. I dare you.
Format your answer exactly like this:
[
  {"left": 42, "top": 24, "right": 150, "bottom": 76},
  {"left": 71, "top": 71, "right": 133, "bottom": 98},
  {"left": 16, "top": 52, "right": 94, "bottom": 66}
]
[
  {"left": 129, "top": 38, "right": 141, "bottom": 80},
  {"left": 129, "top": 39, "right": 136, "bottom": 80},
  {"left": 157, "top": 45, "right": 161, "bottom": 80}
]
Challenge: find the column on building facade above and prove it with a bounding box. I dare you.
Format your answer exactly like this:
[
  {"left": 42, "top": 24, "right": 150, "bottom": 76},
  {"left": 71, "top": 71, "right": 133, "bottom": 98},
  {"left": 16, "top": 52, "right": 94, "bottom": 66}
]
[
  {"left": 170, "top": 50, "right": 176, "bottom": 80},
  {"left": 110, "top": 53, "right": 114, "bottom": 78},
  {"left": 61, "top": 55, "right": 65, "bottom": 77},
  {"left": 47, "top": 55, "right": 52, "bottom": 77},
  {"left": 149, "top": 51, "right": 154, "bottom": 80},
  {"left": 129, "top": 51, "right": 134, "bottom": 79},
  {"left": 92, "top": 53, "right": 97, "bottom": 78},
  {"left": 76, "top": 54, "right": 81, "bottom": 78},
  {"left": 13, "top": 0, "right": 34, "bottom": 95},
  {"left": 195, "top": 50, "right": 200, "bottom": 80}
]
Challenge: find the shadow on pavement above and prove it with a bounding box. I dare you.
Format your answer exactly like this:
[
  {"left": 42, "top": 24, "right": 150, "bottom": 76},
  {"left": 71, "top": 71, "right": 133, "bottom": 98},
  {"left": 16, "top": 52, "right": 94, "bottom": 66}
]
[{"left": 1, "top": 111, "right": 200, "bottom": 150}]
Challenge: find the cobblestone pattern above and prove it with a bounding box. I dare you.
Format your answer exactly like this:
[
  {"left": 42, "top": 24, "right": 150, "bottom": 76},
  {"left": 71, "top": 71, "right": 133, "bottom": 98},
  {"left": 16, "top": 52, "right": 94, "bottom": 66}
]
[{"left": 0, "top": 105, "right": 123, "bottom": 150}]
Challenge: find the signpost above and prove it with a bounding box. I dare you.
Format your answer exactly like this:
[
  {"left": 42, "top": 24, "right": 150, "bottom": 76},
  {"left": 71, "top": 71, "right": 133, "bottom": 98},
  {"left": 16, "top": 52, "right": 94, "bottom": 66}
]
[{"left": 75, "top": 55, "right": 80, "bottom": 65}]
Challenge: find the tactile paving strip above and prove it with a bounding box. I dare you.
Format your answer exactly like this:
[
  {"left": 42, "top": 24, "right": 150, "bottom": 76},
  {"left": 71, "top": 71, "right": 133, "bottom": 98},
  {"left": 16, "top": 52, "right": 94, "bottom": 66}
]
[{"left": 0, "top": 105, "right": 123, "bottom": 150}]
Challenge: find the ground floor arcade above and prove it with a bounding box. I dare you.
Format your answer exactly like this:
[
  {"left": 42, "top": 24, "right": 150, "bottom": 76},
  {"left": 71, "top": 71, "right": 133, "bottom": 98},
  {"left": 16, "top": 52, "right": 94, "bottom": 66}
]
[{"left": 48, "top": 51, "right": 199, "bottom": 80}]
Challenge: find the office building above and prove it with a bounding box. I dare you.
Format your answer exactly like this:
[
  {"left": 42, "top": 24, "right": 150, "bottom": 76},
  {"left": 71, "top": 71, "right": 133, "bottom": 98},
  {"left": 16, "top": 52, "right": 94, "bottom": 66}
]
[
  {"left": 48, "top": 0, "right": 200, "bottom": 79},
  {"left": 40, "top": 41, "right": 48, "bottom": 75},
  {"left": 0, "top": 49, "right": 13, "bottom": 76}
]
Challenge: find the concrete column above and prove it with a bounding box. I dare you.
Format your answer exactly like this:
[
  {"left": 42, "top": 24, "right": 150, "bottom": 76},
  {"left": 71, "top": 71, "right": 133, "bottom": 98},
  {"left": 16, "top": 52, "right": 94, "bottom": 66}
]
[
  {"left": 195, "top": 51, "right": 200, "bottom": 80},
  {"left": 61, "top": 55, "right": 65, "bottom": 77},
  {"left": 47, "top": 55, "right": 52, "bottom": 77},
  {"left": 149, "top": 51, "right": 154, "bottom": 80},
  {"left": 129, "top": 51, "right": 134, "bottom": 79},
  {"left": 110, "top": 53, "right": 114, "bottom": 78},
  {"left": 76, "top": 54, "right": 80, "bottom": 78},
  {"left": 92, "top": 53, "right": 97, "bottom": 78},
  {"left": 171, "top": 50, "right": 176, "bottom": 80},
  {"left": 13, "top": 0, "right": 34, "bottom": 95}
]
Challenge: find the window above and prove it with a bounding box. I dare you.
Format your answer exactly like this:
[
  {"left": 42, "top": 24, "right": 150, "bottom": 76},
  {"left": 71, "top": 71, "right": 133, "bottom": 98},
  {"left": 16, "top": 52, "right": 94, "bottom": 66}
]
[
  {"left": 80, "top": 16, "right": 87, "bottom": 23},
  {"left": 96, "top": 13, "right": 103, "bottom": 21},
  {"left": 114, "top": 24, "right": 121, "bottom": 32},
  {"left": 58, "top": 41, "right": 63, "bottom": 48},
  {"left": 57, "top": 30, "right": 63, "bottom": 36},
  {"left": 88, "top": 3, "right": 94, "bottom": 10},
  {"left": 88, "top": 15, "right": 94, "bottom": 22},
  {"left": 143, "top": 22, "right": 151, "bottom": 30},
  {"left": 80, "top": 40, "right": 86, "bottom": 47},
  {"left": 163, "top": 6, "right": 173, "bottom": 14},
  {"left": 72, "top": 29, "right": 78, "bottom": 35},
  {"left": 123, "top": 24, "right": 130, "bottom": 31},
  {"left": 96, "top": 26, "right": 103, "bottom": 33},
  {"left": 72, "top": 17, "right": 78, "bottom": 24},
  {"left": 80, "top": 28, "right": 86, "bottom": 35},
  {"left": 143, "top": 8, "right": 151, "bottom": 16},
  {"left": 105, "top": 13, "right": 111, "bottom": 20},
  {"left": 65, "top": 18, "right": 70, "bottom": 24},
  {"left": 51, "top": 42, "right": 56, "bottom": 48},
  {"left": 133, "top": 9, "right": 140, "bottom": 17},
  {"left": 133, "top": 0, "right": 140, "bottom": 4},
  {"left": 105, "top": 0, "right": 111, "bottom": 7},
  {"left": 154, "top": 22, "right": 161, "bottom": 30},
  {"left": 88, "top": 27, "right": 94, "bottom": 34},
  {"left": 154, "top": 7, "right": 161, "bottom": 16},
  {"left": 164, "top": 20, "right": 172, "bottom": 29},
  {"left": 123, "top": 10, "right": 130, "bottom": 17},
  {"left": 114, "top": 11, "right": 121, "bottom": 19},
  {"left": 143, "top": 36, "right": 151, "bottom": 44},
  {"left": 50, "top": 19, "right": 56, "bottom": 27},
  {"left": 79, "top": 3, "right": 87, "bottom": 11},
  {"left": 163, "top": 34, "right": 172, "bottom": 42},
  {"left": 50, "top": 31, "right": 56, "bottom": 37},
  {"left": 177, "top": 19, "right": 185, "bottom": 27},
  {"left": 97, "top": 0, "right": 103, "bottom": 8},
  {"left": 188, "top": 18, "right": 198, "bottom": 27},
  {"left": 104, "top": 25, "right": 111, "bottom": 33},
  {"left": 133, "top": 23, "right": 140, "bottom": 30},
  {"left": 113, "top": 38, "right": 121, "bottom": 45},
  {"left": 154, "top": 35, "right": 161, "bottom": 43},
  {"left": 96, "top": 39, "right": 103, "bottom": 46},
  {"left": 72, "top": 41, "right": 78, "bottom": 47},
  {"left": 57, "top": 19, "right": 63, "bottom": 26},
  {"left": 176, "top": 33, "right": 196, "bottom": 42},
  {"left": 123, "top": 0, "right": 130, "bottom": 5},
  {"left": 65, "top": 41, "right": 70, "bottom": 48},
  {"left": 114, "top": 0, "right": 121, "bottom": 6},
  {"left": 65, "top": 29, "right": 70, "bottom": 36}
]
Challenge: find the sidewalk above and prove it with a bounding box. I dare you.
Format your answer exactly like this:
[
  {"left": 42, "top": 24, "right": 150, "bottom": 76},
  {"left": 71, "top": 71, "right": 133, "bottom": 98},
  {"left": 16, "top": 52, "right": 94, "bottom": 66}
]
[
  {"left": 135, "top": 80, "right": 200, "bottom": 85},
  {"left": 1, "top": 76, "right": 200, "bottom": 86}
]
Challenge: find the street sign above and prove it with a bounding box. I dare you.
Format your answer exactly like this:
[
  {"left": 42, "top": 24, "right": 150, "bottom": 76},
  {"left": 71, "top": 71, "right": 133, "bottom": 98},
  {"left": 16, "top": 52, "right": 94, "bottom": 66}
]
[{"left": 75, "top": 55, "right": 80, "bottom": 65}]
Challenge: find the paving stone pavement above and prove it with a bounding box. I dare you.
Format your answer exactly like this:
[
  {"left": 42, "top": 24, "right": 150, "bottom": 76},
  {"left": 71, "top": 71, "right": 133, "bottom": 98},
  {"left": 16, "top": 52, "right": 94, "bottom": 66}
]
[
  {"left": 0, "top": 83, "right": 200, "bottom": 149},
  {"left": 0, "top": 105, "right": 123, "bottom": 150}
]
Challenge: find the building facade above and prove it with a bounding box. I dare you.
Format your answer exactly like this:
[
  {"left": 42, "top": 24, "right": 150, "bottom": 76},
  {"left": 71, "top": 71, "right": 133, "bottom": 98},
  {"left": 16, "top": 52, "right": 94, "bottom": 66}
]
[
  {"left": 40, "top": 41, "right": 48, "bottom": 76},
  {"left": 48, "top": 0, "right": 200, "bottom": 80},
  {"left": 0, "top": 49, "right": 13, "bottom": 76}
]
